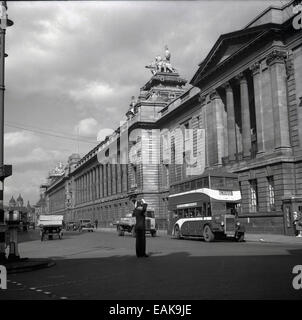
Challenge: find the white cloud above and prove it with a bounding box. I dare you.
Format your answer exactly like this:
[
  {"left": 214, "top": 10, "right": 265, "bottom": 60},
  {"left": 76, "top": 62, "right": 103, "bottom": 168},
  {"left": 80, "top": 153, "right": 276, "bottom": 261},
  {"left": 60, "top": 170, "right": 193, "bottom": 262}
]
[
  {"left": 4, "top": 131, "right": 38, "bottom": 148},
  {"left": 69, "top": 81, "right": 114, "bottom": 102},
  {"left": 75, "top": 118, "right": 115, "bottom": 141},
  {"left": 97, "top": 128, "right": 114, "bottom": 142},
  {"left": 75, "top": 117, "right": 99, "bottom": 137},
  {"left": 9, "top": 147, "right": 62, "bottom": 165}
]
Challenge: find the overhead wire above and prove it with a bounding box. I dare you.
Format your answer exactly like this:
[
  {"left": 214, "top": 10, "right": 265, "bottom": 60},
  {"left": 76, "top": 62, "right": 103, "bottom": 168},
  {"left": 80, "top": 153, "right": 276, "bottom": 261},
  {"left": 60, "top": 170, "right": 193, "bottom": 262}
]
[{"left": 4, "top": 122, "right": 98, "bottom": 145}]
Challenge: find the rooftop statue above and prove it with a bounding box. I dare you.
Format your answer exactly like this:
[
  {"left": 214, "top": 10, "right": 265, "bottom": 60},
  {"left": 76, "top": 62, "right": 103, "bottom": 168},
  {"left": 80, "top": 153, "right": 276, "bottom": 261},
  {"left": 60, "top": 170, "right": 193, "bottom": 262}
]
[
  {"left": 165, "top": 45, "right": 171, "bottom": 62},
  {"left": 50, "top": 162, "right": 65, "bottom": 177},
  {"left": 145, "top": 45, "right": 176, "bottom": 75}
]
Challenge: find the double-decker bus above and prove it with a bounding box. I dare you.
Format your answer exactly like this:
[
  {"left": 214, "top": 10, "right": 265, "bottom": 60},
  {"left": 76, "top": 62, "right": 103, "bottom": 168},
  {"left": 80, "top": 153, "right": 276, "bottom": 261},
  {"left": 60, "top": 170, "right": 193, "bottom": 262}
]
[{"left": 168, "top": 168, "right": 245, "bottom": 242}]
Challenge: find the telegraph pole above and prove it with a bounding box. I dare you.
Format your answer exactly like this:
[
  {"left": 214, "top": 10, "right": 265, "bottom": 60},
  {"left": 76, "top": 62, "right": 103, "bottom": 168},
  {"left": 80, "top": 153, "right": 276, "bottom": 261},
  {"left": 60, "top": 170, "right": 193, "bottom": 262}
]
[{"left": 0, "top": 1, "right": 13, "bottom": 263}]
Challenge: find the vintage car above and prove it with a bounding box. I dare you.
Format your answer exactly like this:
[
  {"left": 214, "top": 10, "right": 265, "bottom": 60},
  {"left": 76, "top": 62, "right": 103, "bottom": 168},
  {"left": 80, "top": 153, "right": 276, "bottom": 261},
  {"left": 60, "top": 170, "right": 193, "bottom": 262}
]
[
  {"left": 78, "top": 219, "right": 95, "bottom": 232},
  {"left": 66, "top": 221, "right": 77, "bottom": 231},
  {"left": 113, "top": 210, "right": 157, "bottom": 237}
]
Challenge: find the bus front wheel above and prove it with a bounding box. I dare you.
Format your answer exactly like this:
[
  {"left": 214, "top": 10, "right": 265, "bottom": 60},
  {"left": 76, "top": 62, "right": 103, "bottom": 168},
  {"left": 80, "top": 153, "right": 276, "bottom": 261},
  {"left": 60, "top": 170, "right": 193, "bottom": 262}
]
[
  {"left": 235, "top": 232, "right": 245, "bottom": 242},
  {"left": 203, "top": 225, "right": 215, "bottom": 242}
]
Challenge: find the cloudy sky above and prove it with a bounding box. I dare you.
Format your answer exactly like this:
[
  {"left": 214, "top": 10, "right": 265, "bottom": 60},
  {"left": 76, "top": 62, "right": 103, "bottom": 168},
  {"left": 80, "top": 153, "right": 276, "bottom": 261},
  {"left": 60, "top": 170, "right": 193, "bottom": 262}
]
[{"left": 3, "top": 0, "right": 280, "bottom": 205}]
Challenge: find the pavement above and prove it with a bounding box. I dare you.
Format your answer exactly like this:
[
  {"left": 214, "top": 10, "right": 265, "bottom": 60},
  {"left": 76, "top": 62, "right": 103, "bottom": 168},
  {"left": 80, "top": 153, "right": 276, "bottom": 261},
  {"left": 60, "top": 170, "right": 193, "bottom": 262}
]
[
  {"left": 98, "top": 227, "right": 302, "bottom": 245},
  {"left": 245, "top": 233, "right": 302, "bottom": 245}
]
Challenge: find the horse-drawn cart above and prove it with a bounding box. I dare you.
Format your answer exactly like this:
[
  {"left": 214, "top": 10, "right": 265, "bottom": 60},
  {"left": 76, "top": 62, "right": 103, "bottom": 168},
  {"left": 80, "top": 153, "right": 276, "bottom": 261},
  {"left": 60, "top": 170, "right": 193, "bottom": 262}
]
[{"left": 38, "top": 215, "right": 64, "bottom": 241}]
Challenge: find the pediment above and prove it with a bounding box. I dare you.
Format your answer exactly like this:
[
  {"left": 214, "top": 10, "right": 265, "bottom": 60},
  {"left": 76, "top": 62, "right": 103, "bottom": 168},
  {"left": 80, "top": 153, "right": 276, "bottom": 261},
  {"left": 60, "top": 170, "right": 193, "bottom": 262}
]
[
  {"left": 191, "top": 23, "right": 283, "bottom": 86},
  {"left": 201, "top": 29, "right": 265, "bottom": 73}
]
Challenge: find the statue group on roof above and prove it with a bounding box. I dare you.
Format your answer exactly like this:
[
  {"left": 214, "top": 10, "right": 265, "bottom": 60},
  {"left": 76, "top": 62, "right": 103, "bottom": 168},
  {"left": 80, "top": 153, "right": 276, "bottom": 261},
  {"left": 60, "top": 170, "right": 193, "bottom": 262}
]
[{"left": 146, "top": 45, "right": 177, "bottom": 75}]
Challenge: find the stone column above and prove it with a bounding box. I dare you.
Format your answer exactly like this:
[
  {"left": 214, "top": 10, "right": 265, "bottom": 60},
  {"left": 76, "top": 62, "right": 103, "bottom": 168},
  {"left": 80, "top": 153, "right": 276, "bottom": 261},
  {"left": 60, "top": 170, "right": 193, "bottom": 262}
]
[
  {"left": 87, "top": 172, "right": 90, "bottom": 202},
  {"left": 108, "top": 164, "right": 112, "bottom": 196},
  {"left": 117, "top": 164, "right": 121, "bottom": 194},
  {"left": 250, "top": 62, "right": 265, "bottom": 155},
  {"left": 96, "top": 166, "right": 99, "bottom": 199},
  {"left": 81, "top": 175, "right": 84, "bottom": 203},
  {"left": 89, "top": 171, "right": 92, "bottom": 201},
  {"left": 199, "top": 94, "right": 208, "bottom": 168},
  {"left": 238, "top": 72, "right": 251, "bottom": 158},
  {"left": 266, "top": 50, "right": 291, "bottom": 151},
  {"left": 76, "top": 180, "right": 78, "bottom": 205},
  {"left": 79, "top": 177, "right": 81, "bottom": 204},
  {"left": 103, "top": 164, "right": 107, "bottom": 197},
  {"left": 223, "top": 82, "right": 236, "bottom": 161},
  {"left": 83, "top": 174, "right": 86, "bottom": 203},
  {"left": 92, "top": 169, "right": 95, "bottom": 201},
  {"left": 81, "top": 176, "right": 84, "bottom": 203},
  {"left": 86, "top": 172, "right": 90, "bottom": 202},
  {"left": 209, "top": 90, "right": 225, "bottom": 165},
  {"left": 99, "top": 165, "right": 103, "bottom": 198}
]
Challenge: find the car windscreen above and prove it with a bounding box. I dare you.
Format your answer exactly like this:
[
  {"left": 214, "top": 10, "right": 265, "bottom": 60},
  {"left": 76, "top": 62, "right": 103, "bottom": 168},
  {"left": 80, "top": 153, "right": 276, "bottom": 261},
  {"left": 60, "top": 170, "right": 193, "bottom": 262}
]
[{"left": 146, "top": 211, "right": 154, "bottom": 218}]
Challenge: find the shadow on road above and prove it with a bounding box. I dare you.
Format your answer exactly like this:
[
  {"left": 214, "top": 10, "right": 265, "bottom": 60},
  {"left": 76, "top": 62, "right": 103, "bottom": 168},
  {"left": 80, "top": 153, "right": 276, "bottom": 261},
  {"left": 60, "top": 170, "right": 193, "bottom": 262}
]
[{"left": 4, "top": 249, "right": 302, "bottom": 300}]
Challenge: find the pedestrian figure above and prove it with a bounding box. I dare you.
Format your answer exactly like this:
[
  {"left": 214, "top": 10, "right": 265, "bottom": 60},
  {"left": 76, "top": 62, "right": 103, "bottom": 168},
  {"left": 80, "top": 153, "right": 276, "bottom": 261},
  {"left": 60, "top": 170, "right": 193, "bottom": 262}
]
[
  {"left": 293, "top": 211, "right": 302, "bottom": 237},
  {"left": 132, "top": 199, "right": 148, "bottom": 258},
  {"left": 94, "top": 219, "right": 98, "bottom": 230}
]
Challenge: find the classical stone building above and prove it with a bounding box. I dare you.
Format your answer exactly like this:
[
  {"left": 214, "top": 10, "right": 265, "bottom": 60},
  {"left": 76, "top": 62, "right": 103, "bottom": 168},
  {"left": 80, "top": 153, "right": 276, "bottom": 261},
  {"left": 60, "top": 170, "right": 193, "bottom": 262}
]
[
  {"left": 69, "top": 48, "right": 187, "bottom": 228},
  {"left": 44, "top": 154, "right": 80, "bottom": 218},
  {"left": 188, "top": 0, "right": 302, "bottom": 234},
  {"left": 43, "top": 1, "right": 302, "bottom": 234}
]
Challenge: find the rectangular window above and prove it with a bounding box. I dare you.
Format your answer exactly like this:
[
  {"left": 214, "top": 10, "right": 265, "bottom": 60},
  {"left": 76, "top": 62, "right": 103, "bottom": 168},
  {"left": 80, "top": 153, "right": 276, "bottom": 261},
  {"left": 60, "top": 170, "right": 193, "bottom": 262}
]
[
  {"left": 211, "top": 177, "right": 225, "bottom": 189},
  {"left": 196, "top": 179, "right": 203, "bottom": 189},
  {"left": 185, "top": 182, "right": 190, "bottom": 191},
  {"left": 162, "top": 164, "right": 169, "bottom": 188},
  {"left": 132, "top": 165, "right": 137, "bottom": 188},
  {"left": 203, "top": 177, "right": 209, "bottom": 188},
  {"left": 267, "top": 176, "right": 275, "bottom": 211},
  {"left": 249, "top": 179, "right": 258, "bottom": 212}
]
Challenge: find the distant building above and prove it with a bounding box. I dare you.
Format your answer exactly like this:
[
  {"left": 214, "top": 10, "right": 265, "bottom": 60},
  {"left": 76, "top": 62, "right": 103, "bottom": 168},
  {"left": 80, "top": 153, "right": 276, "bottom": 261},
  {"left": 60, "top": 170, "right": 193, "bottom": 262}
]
[
  {"left": 5, "top": 194, "right": 35, "bottom": 226},
  {"left": 43, "top": 154, "right": 81, "bottom": 220}
]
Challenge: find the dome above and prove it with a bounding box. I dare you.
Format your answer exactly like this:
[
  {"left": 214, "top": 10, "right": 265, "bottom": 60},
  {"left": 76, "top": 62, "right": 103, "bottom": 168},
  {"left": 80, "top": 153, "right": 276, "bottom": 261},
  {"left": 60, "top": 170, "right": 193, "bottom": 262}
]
[
  {"left": 9, "top": 196, "right": 16, "bottom": 207},
  {"left": 16, "top": 194, "right": 24, "bottom": 207}
]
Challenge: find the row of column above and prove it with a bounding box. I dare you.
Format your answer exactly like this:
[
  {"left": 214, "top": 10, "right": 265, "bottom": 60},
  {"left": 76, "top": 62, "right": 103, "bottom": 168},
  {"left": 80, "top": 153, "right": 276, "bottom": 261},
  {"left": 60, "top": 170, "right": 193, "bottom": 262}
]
[
  {"left": 75, "top": 164, "right": 128, "bottom": 205},
  {"left": 201, "top": 49, "right": 290, "bottom": 166},
  {"left": 49, "top": 188, "right": 65, "bottom": 213}
]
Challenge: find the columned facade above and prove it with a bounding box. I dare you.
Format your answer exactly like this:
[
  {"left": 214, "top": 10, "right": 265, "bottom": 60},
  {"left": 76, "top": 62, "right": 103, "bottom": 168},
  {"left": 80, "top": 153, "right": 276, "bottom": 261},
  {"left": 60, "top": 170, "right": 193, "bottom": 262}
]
[{"left": 43, "top": 1, "right": 302, "bottom": 235}]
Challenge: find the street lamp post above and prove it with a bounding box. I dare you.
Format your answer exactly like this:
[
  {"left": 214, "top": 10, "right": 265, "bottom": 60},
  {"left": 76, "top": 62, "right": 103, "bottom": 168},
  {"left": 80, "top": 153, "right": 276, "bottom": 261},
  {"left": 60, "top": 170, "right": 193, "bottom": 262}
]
[{"left": 0, "top": 1, "right": 13, "bottom": 263}]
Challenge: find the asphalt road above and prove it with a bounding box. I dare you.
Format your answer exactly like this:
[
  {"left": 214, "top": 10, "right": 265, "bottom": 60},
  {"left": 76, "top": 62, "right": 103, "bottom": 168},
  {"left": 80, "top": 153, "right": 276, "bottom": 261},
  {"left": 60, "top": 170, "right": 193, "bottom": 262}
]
[{"left": 1, "top": 229, "right": 302, "bottom": 300}]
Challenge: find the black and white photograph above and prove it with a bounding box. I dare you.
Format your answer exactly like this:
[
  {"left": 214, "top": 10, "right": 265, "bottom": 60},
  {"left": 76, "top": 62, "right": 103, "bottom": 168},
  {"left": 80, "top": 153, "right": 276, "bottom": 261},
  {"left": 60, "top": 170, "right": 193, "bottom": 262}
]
[{"left": 0, "top": 0, "right": 302, "bottom": 307}]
